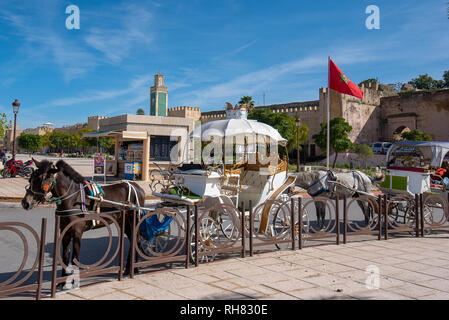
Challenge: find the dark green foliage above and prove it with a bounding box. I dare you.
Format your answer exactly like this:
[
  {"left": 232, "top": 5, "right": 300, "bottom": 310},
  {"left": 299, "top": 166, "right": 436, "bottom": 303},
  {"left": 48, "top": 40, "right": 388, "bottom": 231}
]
[
  {"left": 18, "top": 133, "right": 42, "bottom": 152},
  {"left": 313, "top": 117, "right": 354, "bottom": 167},
  {"left": 401, "top": 130, "right": 433, "bottom": 141}
]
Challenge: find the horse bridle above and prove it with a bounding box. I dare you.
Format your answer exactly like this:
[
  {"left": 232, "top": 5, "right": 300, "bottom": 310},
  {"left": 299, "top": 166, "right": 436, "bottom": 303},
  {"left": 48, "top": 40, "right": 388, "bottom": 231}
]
[{"left": 26, "top": 171, "right": 77, "bottom": 205}]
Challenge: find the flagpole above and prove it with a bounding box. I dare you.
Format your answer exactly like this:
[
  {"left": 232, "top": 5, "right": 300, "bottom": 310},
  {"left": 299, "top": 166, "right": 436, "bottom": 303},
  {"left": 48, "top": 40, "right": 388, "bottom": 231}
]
[{"left": 327, "top": 56, "right": 330, "bottom": 169}]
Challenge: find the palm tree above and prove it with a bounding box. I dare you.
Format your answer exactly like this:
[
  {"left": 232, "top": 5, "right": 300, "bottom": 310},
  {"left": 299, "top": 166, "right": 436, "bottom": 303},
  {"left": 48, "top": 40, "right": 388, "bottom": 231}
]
[{"left": 238, "top": 96, "right": 255, "bottom": 112}]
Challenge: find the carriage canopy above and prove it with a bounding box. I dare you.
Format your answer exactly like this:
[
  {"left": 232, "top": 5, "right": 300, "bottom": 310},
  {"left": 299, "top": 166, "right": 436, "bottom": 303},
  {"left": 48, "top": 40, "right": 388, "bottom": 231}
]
[{"left": 386, "top": 140, "right": 449, "bottom": 168}]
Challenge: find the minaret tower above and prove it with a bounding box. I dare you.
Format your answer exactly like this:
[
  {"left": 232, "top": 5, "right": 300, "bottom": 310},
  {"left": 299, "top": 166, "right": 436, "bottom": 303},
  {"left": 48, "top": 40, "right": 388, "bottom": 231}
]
[{"left": 150, "top": 71, "right": 168, "bottom": 116}]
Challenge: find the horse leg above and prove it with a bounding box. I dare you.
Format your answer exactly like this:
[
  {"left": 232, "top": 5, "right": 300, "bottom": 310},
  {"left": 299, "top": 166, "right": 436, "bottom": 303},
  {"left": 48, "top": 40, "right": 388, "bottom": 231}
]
[
  {"left": 315, "top": 202, "right": 325, "bottom": 230},
  {"left": 357, "top": 200, "right": 371, "bottom": 225},
  {"left": 57, "top": 231, "right": 72, "bottom": 290},
  {"left": 69, "top": 227, "right": 83, "bottom": 289}
]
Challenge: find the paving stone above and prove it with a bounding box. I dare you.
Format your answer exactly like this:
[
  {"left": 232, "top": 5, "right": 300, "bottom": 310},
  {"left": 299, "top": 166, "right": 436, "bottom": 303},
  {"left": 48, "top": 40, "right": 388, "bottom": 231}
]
[
  {"left": 416, "top": 257, "right": 449, "bottom": 268},
  {"left": 416, "top": 266, "right": 449, "bottom": 279},
  {"left": 281, "top": 268, "right": 322, "bottom": 280},
  {"left": 49, "top": 292, "right": 85, "bottom": 300},
  {"left": 310, "top": 262, "right": 357, "bottom": 274},
  {"left": 350, "top": 289, "right": 414, "bottom": 300},
  {"left": 387, "top": 283, "right": 439, "bottom": 299},
  {"left": 248, "top": 284, "right": 280, "bottom": 296},
  {"left": 169, "top": 283, "right": 229, "bottom": 300},
  {"left": 66, "top": 283, "right": 117, "bottom": 299},
  {"left": 392, "top": 261, "right": 432, "bottom": 272},
  {"left": 122, "top": 282, "right": 189, "bottom": 300},
  {"left": 288, "top": 287, "right": 343, "bottom": 300},
  {"left": 302, "top": 274, "right": 345, "bottom": 287},
  {"left": 92, "top": 291, "right": 140, "bottom": 300},
  {"left": 266, "top": 279, "right": 317, "bottom": 292},
  {"left": 416, "top": 278, "right": 449, "bottom": 293},
  {"left": 246, "top": 271, "right": 291, "bottom": 284},
  {"left": 260, "top": 293, "right": 297, "bottom": 300},
  {"left": 390, "top": 271, "right": 437, "bottom": 283}
]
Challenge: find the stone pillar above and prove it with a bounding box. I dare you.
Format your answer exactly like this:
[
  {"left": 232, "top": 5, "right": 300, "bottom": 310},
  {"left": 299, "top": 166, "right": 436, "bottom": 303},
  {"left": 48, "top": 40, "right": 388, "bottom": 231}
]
[{"left": 142, "top": 136, "right": 150, "bottom": 181}]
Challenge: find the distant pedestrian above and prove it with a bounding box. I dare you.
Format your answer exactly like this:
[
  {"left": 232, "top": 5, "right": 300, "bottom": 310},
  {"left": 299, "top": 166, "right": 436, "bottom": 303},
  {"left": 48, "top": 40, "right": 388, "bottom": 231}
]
[
  {"left": 60, "top": 150, "right": 63, "bottom": 159},
  {"left": 0, "top": 149, "right": 5, "bottom": 165}
]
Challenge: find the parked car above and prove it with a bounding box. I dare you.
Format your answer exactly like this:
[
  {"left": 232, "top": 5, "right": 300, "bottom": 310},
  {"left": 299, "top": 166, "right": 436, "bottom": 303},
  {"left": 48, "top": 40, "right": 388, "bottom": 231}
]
[{"left": 371, "top": 142, "right": 392, "bottom": 154}]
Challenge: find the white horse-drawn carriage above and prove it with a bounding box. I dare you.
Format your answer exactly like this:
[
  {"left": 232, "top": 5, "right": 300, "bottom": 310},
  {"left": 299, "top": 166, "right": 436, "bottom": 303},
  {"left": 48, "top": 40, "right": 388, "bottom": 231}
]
[{"left": 148, "top": 103, "right": 302, "bottom": 261}]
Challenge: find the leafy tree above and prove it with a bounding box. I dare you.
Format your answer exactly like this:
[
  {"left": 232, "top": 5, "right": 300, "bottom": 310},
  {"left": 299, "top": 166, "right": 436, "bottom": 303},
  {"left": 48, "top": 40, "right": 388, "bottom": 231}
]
[
  {"left": 354, "top": 144, "right": 374, "bottom": 168},
  {"left": 409, "top": 74, "right": 445, "bottom": 90},
  {"left": 313, "top": 117, "right": 354, "bottom": 168},
  {"left": 98, "top": 137, "right": 114, "bottom": 152},
  {"left": 18, "top": 134, "right": 42, "bottom": 154},
  {"left": 0, "top": 113, "right": 10, "bottom": 140},
  {"left": 444, "top": 70, "right": 449, "bottom": 88},
  {"left": 401, "top": 130, "right": 433, "bottom": 141},
  {"left": 41, "top": 131, "right": 54, "bottom": 149},
  {"left": 136, "top": 108, "right": 145, "bottom": 115},
  {"left": 239, "top": 96, "right": 255, "bottom": 112},
  {"left": 248, "top": 109, "right": 308, "bottom": 152}
]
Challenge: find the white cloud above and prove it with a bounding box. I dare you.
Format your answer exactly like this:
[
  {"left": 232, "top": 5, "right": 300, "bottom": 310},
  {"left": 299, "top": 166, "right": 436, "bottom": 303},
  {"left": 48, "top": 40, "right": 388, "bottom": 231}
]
[{"left": 84, "top": 4, "right": 154, "bottom": 63}]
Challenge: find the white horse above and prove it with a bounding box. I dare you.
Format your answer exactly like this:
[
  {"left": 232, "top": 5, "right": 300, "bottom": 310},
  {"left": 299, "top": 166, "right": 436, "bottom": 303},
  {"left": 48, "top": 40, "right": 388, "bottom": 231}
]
[{"left": 295, "top": 170, "right": 384, "bottom": 230}]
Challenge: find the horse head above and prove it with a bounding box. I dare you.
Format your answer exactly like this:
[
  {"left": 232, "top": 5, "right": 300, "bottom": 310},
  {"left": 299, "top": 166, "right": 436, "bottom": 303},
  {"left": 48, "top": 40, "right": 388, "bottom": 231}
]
[
  {"left": 294, "top": 171, "right": 325, "bottom": 189},
  {"left": 369, "top": 166, "right": 385, "bottom": 184},
  {"left": 21, "top": 158, "right": 59, "bottom": 210}
]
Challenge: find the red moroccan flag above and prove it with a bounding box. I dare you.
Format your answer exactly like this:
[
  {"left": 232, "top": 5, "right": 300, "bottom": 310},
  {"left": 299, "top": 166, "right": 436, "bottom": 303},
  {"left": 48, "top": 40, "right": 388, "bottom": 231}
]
[{"left": 328, "top": 58, "right": 363, "bottom": 100}]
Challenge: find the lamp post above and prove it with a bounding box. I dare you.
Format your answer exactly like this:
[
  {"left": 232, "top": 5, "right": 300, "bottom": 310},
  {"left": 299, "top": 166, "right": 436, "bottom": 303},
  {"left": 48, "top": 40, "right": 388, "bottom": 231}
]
[
  {"left": 12, "top": 99, "right": 20, "bottom": 160},
  {"left": 296, "top": 117, "right": 301, "bottom": 173}
]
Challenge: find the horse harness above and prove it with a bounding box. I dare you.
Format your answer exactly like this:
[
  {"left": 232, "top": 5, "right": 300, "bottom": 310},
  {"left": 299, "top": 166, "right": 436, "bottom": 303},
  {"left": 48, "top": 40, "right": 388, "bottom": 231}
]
[{"left": 307, "top": 170, "right": 336, "bottom": 197}]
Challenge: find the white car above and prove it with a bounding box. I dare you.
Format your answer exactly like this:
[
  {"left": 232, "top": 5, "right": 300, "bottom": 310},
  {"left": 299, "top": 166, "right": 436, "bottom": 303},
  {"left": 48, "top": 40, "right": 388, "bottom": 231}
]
[{"left": 371, "top": 142, "right": 392, "bottom": 154}]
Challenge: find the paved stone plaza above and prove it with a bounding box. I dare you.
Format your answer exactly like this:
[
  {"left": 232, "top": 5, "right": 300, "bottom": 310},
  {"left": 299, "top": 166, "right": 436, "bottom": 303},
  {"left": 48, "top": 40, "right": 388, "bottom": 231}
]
[{"left": 47, "top": 234, "right": 449, "bottom": 300}]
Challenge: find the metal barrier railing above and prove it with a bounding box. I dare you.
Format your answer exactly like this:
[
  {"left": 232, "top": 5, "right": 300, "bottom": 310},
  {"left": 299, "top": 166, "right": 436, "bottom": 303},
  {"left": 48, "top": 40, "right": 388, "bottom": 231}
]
[{"left": 1, "top": 191, "right": 448, "bottom": 300}]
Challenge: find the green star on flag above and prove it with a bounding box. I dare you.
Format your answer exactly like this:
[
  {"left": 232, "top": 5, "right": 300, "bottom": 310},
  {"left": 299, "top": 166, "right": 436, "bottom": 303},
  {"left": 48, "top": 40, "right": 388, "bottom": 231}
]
[{"left": 340, "top": 73, "right": 349, "bottom": 84}]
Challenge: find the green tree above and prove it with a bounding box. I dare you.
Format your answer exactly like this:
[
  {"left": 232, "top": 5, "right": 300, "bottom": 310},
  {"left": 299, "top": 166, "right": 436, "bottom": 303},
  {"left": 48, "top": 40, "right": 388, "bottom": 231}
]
[
  {"left": 18, "top": 134, "right": 42, "bottom": 154},
  {"left": 41, "top": 131, "right": 54, "bottom": 149},
  {"left": 401, "top": 130, "right": 433, "bottom": 141},
  {"left": 248, "top": 109, "right": 308, "bottom": 152},
  {"left": 444, "top": 70, "right": 449, "bottom": 88},
  {"left": 49, "top": 131, "right": 70, "bottom": 152},
  {"left": 136, "top": 108, "right": 145, "bottom": 115},
  {"left": 0, "top": 113, "right": 10, "bottom": 140},
  {"left": 313, "top": 117, "right": 354, "bottom": 168},
  {"left": 354, "top": 144, "right": 374, "bottom": 168},
  {"left": 409, "top": 74, "right": 445, "bottom": 90},
  {"left": 239, "top": 96, "right": 255, "bottom": 112}
]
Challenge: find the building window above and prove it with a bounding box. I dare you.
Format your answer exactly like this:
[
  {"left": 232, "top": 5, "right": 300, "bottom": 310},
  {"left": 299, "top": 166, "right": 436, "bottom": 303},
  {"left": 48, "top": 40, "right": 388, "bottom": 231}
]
[{"left": 150, "top": 136, "right": 177, "bottom": 161}]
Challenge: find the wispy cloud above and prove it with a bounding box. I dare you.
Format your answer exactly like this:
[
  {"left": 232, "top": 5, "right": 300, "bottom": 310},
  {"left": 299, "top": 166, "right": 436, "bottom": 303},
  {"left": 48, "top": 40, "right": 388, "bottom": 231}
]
[
  {"left": 0, "top": 6, "right": 97, "bottom": 82},
  {"left": 84, "top": 3, "right": 154, "bottom": 63},
  {"left": 33, "top": 73, "right": 154, "bottom": 110},
  {"left": 212, "top": 39, "right": 257, "bottom": 61}
]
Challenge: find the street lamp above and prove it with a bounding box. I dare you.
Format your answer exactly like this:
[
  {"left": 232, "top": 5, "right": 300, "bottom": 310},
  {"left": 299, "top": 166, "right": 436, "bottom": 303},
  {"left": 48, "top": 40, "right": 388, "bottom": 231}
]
[
  {"left": 12, "top": 99, "right": 20, "bottom": 160},
  {"left": 296, "top": 117, "right": 301, "bottom": 173}
]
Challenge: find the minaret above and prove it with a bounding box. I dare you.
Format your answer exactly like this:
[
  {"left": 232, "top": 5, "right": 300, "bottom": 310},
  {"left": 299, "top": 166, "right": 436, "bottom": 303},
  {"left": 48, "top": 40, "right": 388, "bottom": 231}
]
[{"left": 150, "top": 71, "right": 168, "bottom": 116}]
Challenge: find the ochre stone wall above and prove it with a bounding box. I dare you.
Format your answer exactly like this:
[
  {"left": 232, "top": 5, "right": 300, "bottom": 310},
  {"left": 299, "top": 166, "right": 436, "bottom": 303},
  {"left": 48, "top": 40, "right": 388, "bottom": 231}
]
[{"left": 381, "top": 89, "right": 449, "bottom": 141}]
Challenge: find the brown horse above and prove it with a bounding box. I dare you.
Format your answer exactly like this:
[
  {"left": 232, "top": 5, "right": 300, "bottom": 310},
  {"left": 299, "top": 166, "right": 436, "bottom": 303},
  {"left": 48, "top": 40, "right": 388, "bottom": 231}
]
[{"left": 21, "top": 159, "right": 145, "bottom": 283}]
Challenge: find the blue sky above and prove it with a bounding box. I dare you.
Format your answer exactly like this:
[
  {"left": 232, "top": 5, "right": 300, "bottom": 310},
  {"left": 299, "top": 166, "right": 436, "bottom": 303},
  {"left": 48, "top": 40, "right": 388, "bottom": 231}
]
[{"left": 0, "top": 0, "right": 448, "bottom": 129}]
